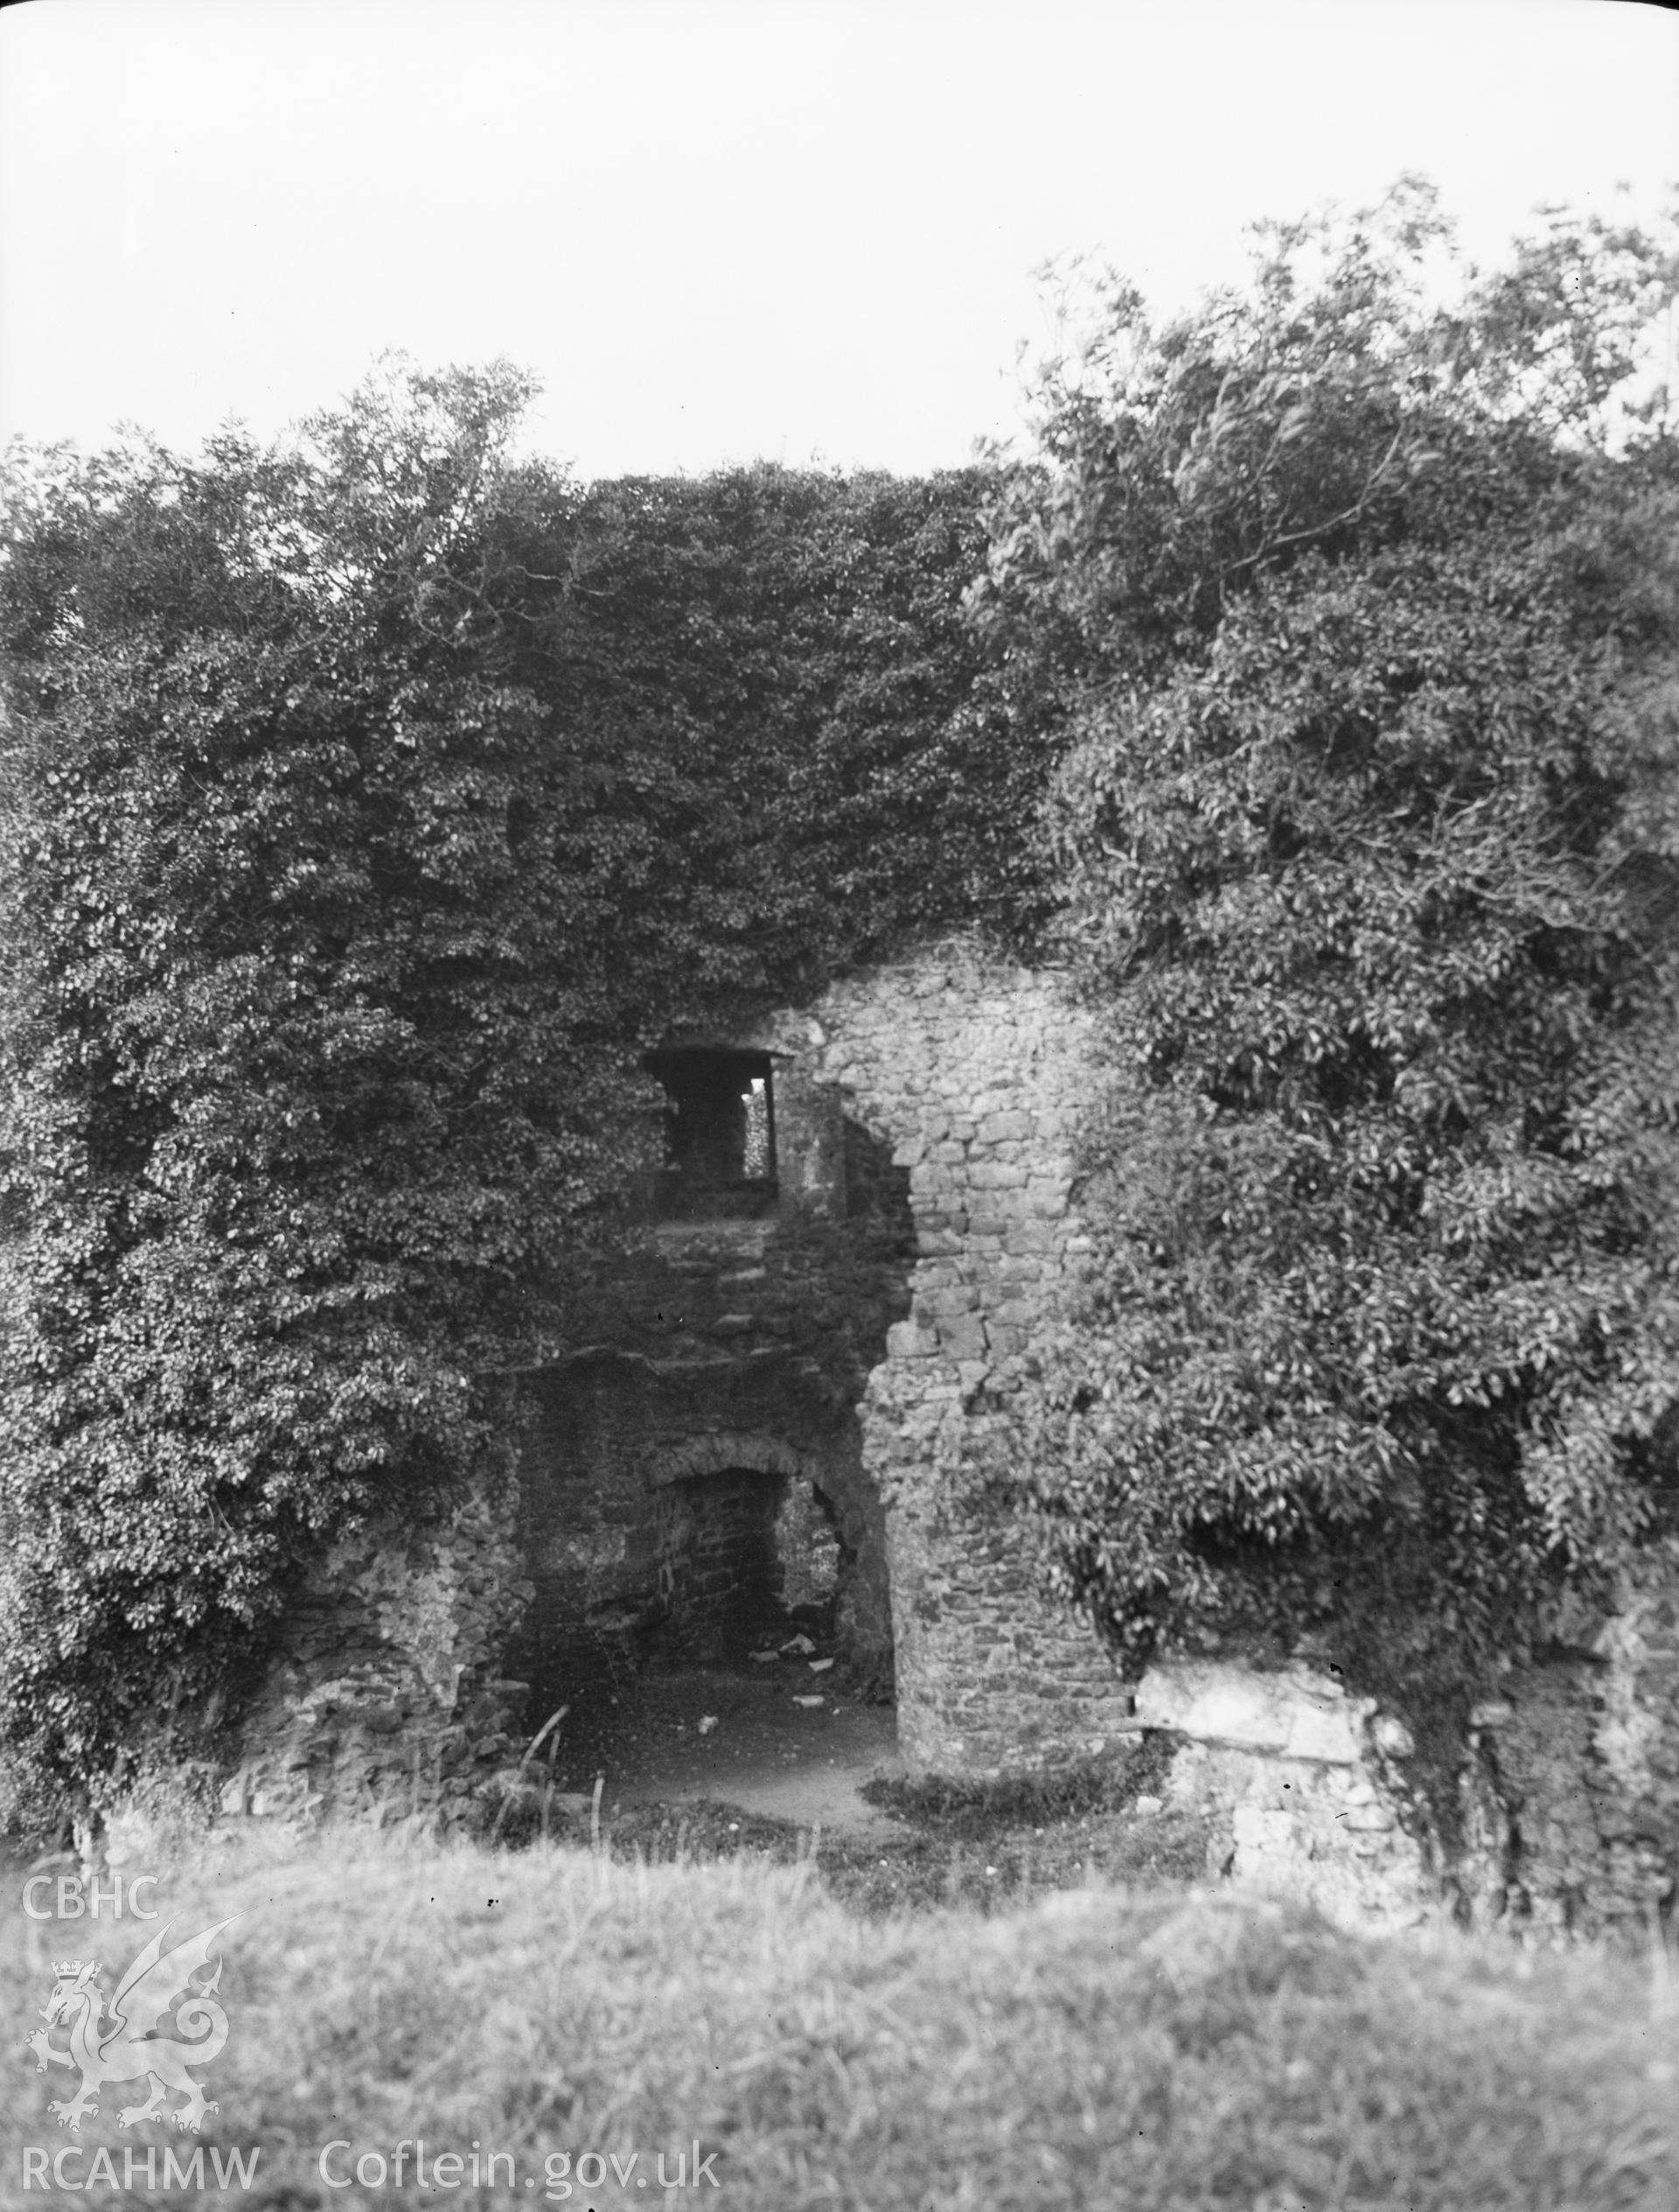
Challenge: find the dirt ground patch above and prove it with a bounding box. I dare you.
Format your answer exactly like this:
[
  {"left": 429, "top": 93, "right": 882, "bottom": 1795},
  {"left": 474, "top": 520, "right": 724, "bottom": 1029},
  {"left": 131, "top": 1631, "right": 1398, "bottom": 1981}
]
[
  {"left": 543, "top": 1656, "right": 904, "bottom": 1832},
  {"left": 515, "top": 1661, "right": 1212, "bottom": 1915}
]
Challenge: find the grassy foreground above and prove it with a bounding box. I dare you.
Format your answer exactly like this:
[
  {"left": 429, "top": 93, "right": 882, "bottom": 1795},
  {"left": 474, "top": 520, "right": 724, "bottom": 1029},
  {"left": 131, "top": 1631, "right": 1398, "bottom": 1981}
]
[{"left": 4, "top": 1829, "right": 1675, "bottom": 2211}]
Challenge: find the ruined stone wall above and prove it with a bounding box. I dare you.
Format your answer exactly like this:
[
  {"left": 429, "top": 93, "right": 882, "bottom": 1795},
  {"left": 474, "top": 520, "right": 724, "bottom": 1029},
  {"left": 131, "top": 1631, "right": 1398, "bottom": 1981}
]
[
  {"left": 1453, "top": 1543, "right": 1679, "bottom": 1939},
  {"left": 1125, "top": 1582, "right": 1679, "bottom": 1941},
  {"left": 506, "top": 1098, "right": 915, "bottom": 1720},
  {"left": 211, "top": 938, "right": 1149, "bottom": 1808},
  {"left": 511, "top": 1345, "right": 890, "bottom": 1714},
  {"left": 751, "top": 939, "right": 1138, "bottom": 1774},
  {"left": 754, "top": 940, "right": 1678, "bottom": 1928},
  {"left": 501, "top": 937, "right": 1134, "bottom": 1777},
  {"left": 1133, "top": 1657, "right": 1433, "bottom": 1931},
  {"left": 222, "top": 1468, "right": 532, "bottom": 1827},
  {"left": 213, "top": 934, "right": 1677, "bottom": 1935}
]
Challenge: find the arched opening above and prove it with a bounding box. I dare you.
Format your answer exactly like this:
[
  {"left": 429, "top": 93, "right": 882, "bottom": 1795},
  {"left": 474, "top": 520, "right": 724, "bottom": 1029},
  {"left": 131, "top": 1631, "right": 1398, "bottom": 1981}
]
[
  {"left": 505, "top": 1099, "right": 914, "bottom": 1797},
  {"left": 655, "top": 1466, "right": 852, "bottom": 1663}
]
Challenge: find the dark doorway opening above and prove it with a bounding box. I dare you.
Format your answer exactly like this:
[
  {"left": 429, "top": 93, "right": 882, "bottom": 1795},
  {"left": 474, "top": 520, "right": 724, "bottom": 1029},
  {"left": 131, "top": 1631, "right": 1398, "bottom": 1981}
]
[
  {"left": 655, "top": 1468, "right": 849, "bottom": 1664},
  {"left": 647, "top": 1046, "right": 777, "bottom": 1219}
]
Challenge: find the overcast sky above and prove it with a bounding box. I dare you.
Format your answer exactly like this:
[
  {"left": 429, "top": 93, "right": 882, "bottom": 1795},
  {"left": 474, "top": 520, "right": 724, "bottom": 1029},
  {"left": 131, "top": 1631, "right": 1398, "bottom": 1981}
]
[{"left": 1, "top": 0, "right": 1674, "bottom": 482}]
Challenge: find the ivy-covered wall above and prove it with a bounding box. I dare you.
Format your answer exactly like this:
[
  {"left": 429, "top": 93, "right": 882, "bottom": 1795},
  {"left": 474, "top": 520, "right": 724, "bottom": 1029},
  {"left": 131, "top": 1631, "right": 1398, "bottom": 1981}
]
[{"left": 217, "top": 938, "right": 1676, "bottom": 1939}]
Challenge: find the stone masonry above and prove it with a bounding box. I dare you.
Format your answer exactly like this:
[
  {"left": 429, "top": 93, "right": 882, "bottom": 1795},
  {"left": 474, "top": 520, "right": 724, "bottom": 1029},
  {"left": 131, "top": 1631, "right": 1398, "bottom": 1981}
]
[
  {"left": 507, "top": 935, "right": 1135, "bottom": 1772},
  {"left": 209, "top": 933, "right": 1676, "bottom": 1937},
  {"left": 221, "top": 1464, "right": 532, "bottom": 1828},
  {"left": 1132, "top": 1657, "right": 1433, "bottom": 1932},
  {"left": 757, "top": 940, "right": 1138, "bottom": 1772},
  {"left": 1451, "top": 1542, "right": 1679, "bottom": 1939}
]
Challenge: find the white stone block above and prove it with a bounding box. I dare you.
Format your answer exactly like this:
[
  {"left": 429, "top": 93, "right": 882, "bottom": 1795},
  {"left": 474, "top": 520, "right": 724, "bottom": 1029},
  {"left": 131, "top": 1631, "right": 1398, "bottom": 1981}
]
[
  {"left": 1134, "top": 1658, "right": 1369, "bottom": 1764},
  {"left": 886, "top": 1322, "right": 938, "bottom": 1360}
]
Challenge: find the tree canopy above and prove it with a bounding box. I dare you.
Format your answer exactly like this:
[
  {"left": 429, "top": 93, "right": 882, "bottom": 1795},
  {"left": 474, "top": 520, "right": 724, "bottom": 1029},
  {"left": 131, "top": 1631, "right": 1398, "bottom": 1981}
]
[
  {"left": 0, "top": 368, "right": 1002, "bottom": 1792},
  {"left": 986, "top": 184, "right": 1679, "bottom": 1734}
]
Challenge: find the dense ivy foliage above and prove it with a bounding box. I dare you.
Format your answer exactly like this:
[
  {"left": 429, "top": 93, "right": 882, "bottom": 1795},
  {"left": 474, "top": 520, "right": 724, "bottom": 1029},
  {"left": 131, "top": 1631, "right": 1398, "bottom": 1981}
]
[
  {"left": 4, "top": 183, "right": 1678, "bottom": 1810},
  {"left": 989, "top": 186, "right": 1679, "bottom": 1718},
  {"left": 486, "top": 464, "right": 1044, "bottom": 987},
  {"left": 0, "top": 373, "right": 1006, "bottom": 1791}
]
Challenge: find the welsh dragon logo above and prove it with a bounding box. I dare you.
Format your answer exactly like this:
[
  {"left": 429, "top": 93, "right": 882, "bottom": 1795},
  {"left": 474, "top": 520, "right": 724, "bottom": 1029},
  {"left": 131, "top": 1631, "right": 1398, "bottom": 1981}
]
[{"left": 24, "top": 1916, "right": 240, "bottom": 2133}]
